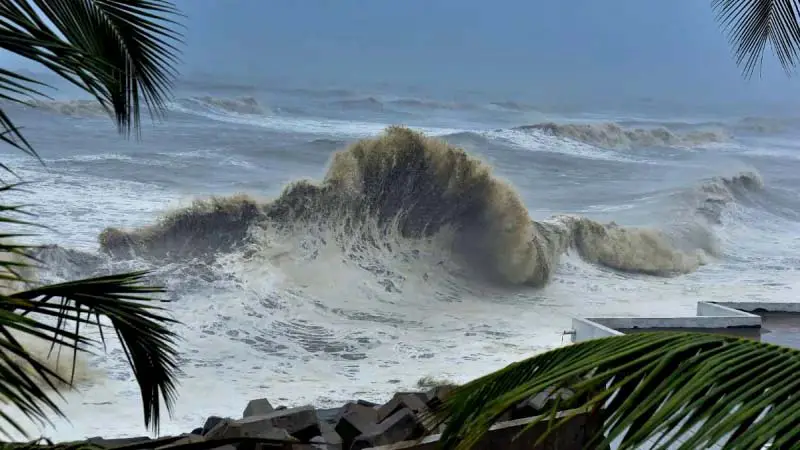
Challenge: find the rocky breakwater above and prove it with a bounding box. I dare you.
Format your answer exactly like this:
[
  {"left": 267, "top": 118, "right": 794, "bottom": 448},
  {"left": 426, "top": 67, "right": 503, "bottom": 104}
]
[{"left": 76, "top": 385, "right": 598, "bottom": 450}]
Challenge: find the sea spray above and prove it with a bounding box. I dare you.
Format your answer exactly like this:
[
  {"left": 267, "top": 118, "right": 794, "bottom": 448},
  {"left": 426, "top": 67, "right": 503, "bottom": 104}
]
[{"left": 99, "top": 126, "right": 732, "bottom": 286}]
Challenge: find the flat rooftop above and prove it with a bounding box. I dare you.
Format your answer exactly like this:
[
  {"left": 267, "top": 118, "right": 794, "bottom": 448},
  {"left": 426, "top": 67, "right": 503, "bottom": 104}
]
[{"left": 572, "top": 301, "right": 800, "bottom": 348}]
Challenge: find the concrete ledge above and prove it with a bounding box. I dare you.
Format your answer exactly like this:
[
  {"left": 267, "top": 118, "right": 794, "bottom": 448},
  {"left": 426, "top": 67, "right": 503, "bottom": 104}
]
[
  {"left": 589, "top": 316, "right": 760, "bottom": 331},
  {"left": 712, "top": 301, "right": 800, "bottom": 314},
  {"left": 366, "top": 409, "right": 600, "bottom": 450},
  {"left": 571, "top": 301, "right": 800, "bottom": 344},
  {"left": 697, "top": 301, "right": 761, "bottom": 318},
  {"left": 572, "top": 318, "right": 623, "bottom": 340}
]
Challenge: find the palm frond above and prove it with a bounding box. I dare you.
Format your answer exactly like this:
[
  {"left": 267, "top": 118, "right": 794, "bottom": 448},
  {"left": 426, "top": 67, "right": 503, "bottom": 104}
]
[
  {"left": 0, "top": 175, "right": 179, "bottom": 438},
  {"left": 0, "top": 0, "right": 184, "bottom": 166},
  {"left": 427, "top": 332, "right": 800, "bottom": 450},
  {"left": 0, "top": 183, "right": 54, "bottom": 288},
  {"left": 0, "top": 310, "right": 80, "bottom": 438},
  {"left": 0, "top": 0, "right": 184, "bottom": 439},
  {"left": 4, "top": 272, "right": 181, "bottom": 436},
  {"left": 712, "top": 0, "right": 800, "bottom": 77}
]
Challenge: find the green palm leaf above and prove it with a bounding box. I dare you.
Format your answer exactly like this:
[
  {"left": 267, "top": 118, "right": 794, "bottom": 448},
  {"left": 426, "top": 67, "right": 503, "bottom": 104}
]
[
  {"left": 427, "top": 332, "right": 800, "bottom": 450},
  {"left": 7, "top": 272, "right": 181, "bottom": 436},
  {"left": 0, "top": 181, "right": 180, "bottom": 437},
  {"left": 0, "top": 0, "right": 184, "bottom": 162},
  {"left": 712, "top": 0, "right": 800, "bottom": 77},
  {"left": 0, "top": 1, "right": 184, "bottom": 437}
]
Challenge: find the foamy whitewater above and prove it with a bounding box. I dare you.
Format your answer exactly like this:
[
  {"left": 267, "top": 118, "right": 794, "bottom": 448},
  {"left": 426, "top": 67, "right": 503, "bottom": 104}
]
[{"left": 3, "top": 83, "right": 800, "bottom": 440}]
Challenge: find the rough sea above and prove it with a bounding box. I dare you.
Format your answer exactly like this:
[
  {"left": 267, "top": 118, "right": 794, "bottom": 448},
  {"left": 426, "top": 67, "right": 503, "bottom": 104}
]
[{"left": 2, "top": 78, "right": 799, "bottom": 440}]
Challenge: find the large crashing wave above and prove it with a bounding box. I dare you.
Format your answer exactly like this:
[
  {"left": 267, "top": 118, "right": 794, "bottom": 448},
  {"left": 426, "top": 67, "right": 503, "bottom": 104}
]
[
  {"left": 517, "top": 122, "right": 729, "bottom": 149},
  {"left": 98, "top": 126, "right": 731, "bottom": 287}
]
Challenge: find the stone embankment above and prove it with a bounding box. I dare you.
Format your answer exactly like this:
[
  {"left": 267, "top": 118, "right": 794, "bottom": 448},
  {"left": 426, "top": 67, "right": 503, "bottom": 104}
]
[{"left": 80, "top": 385, "right": 598, "bottom": 450}]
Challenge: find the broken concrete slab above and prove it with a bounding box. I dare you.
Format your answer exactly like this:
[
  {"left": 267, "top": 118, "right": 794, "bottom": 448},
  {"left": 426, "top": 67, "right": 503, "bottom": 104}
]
[
  {"left": 203, "top": 416, "right": 227, "bottom": 435},
  {"left": 308, "top": 422, "right": 343, "bottom": 450},
  {"left": 205, "top": 418, "right": 234, "bottom": 440},
  {"left": 342, "top": 402, "right": 379, "bottom": 423},
  {"left": 512, "top": 387, "right": 575, "bottom": 419},
  {"left": 376, "top": 393, "right": 429, "bottom": 423},
  {"left": 350, "top": 408, "right": 425, "bottom": 450},
  {"left": 425, "top": 384, "right": 456, "bottom": 409},
  {"left": 356, "top": 399, "right": 378, "bottom": 408},
  {"left": 265, "top": 405, "right": 320, "bottom": 441},
  {"left": 209, "top": 416, "right": 299, "bottom": 440},
  {"left": 244, "top": 398, "right": 275, "bottom": 418},
  {"left": 334, "top": 403, "right": 379, "bottom": 450},
  {"left": 315, "top": 406, "right": 344, "bottom": 426}
]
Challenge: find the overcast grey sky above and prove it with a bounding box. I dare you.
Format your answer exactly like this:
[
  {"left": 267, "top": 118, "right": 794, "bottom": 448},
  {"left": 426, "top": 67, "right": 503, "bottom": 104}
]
[{"left": 3, "top": 0, "right": 799, "bottom": 106}]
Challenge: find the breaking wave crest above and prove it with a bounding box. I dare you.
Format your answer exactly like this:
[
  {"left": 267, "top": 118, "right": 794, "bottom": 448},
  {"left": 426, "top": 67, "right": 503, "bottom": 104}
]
[
  {"left": 182, "top": 96, "right": 264, "bottom": 115},
  {"left": 330, "top": 97, "right": 474, "bottom": 112},
  {"left": 695, "top": 171, "right": 764, "bottom": 224},
  {"left": 95, "top": 126, "right": 748, "bottom": 288},
  {"left": 517, "top": 121, "right": 729, "bottom": 149}
]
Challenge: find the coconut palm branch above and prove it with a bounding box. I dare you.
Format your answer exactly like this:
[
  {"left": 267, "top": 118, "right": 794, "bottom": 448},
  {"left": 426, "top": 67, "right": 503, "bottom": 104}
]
[
  {"left": 0, "top": 0, "right": 184, "bottom": 156},
  {"left": 0, "top": 269, "right": 180, "bottom": 438},
  {"left": 0, "top": 0, "right": 185, "bottom": 438},
  {"left": 426, "top": 332, "right": 800, "bottom": 450},
  {"left": 0, "top": 188, "right": 182, "bottom": 438},
  {"left": 712, "top": 0, "right": 800, "bottom": 77}
]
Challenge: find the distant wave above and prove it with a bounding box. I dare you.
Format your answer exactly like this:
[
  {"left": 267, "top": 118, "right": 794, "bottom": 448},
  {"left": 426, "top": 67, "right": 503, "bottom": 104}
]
[
  {"left": 734, "top": 116, "right": 796, "bottom": 134},
  {"left": 182, "top": 96, "right": 265, "bottom": 115},
  {"left": 516, "top": 121, "right": 729, "bottom": 149},
  {"left": 488, "top": 101, "right": 533, "bottom": 112},
  {"left": 96, "top": 127, "right": 743, "bottom": 292},
  {"left": 25, "top": 96, "right": 267, "bottom": 118},
  {"left": 331, "top": 97, "right": 385, "bottom": 112},
  {"left": 387, "top": 98, "right": 474, "bottom": 111},
  {"left": 310, "top": 138, "right": 348, "bottom": 146},
  {"left": 26, "top": 99, "right": 111, "bottom": 118},
  {"left": 328, "top": 96, "right": 477, "bottom": 113},
  {"left": 281, "top": 87, "right": 357, "bottom": 98}
]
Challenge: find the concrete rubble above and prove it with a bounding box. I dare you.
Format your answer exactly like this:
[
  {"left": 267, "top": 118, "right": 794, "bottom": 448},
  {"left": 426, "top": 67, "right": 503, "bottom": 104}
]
[{"left": 76, "top": 384, "right": 598, "bottom": 450}]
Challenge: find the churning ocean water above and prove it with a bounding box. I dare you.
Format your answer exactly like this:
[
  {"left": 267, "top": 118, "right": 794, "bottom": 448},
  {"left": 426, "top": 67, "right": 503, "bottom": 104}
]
[{"left": 3, "top": 79, "right": 800, "bottom": 440}]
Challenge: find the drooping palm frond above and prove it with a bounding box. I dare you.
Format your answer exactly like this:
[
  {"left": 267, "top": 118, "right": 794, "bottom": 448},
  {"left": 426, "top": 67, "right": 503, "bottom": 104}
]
[
  {"left": 0, "top": 246, "right": 180, "bottom": 437},
  {"left": 0, "top": 0, "right": 184, "bottom": 160},
  {"left": 0, "top": 180, "right": 180, "bottom": 438},
  {"left": 0, "top": 0, "right": 184, "bottom": 437},
  {"left": 5, "top": 272, "right": 181, "bottom": 436},
  {"left": 427, "top": 332, "right": 800, "bottom": 450},
  {"left": 712, "top": 0, "right": 800, "bottom": 77}
]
